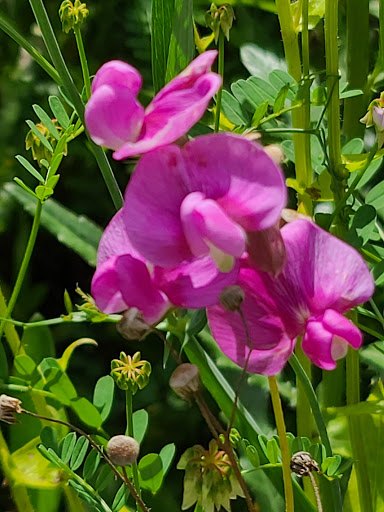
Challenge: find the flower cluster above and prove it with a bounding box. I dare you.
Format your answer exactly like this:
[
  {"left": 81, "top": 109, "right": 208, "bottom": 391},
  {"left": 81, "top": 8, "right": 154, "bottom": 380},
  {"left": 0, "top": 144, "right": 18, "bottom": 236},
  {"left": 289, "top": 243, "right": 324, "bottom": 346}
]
[{"left": 86, "top": 53, "right": 374, "bottom": 376}]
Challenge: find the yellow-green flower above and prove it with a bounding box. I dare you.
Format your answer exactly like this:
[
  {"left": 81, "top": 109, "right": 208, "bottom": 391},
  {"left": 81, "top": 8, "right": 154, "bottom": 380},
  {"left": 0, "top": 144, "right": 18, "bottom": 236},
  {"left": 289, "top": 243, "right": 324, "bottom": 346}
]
[{"left": 111, "top": 352, "right": 151, "bottom": 394}]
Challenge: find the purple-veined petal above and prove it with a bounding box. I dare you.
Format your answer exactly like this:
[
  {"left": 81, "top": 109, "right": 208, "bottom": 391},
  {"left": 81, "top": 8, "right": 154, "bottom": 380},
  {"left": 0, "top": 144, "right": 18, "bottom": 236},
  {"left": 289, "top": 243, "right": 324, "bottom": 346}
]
[
  {"left": 91, "top": 60, "right": 142, "bottom": 95},
  {"left": 154, "top": 256, "right": 240, "bottom": 308},
  {"left": 91, "top": 256, "right": 128, "bottom": 314},
  {"left": 85, "top": 84, "right": 145, "bottom": 150},
  {"left": 123, "top": 145, "right": 191, "bottom": 267},
  {"left": 246, "top": 222, "right": 286, "bottom": 276},
  {"left": 98, "top": 209, "right": 143, "bottom": 265},
  {"left": 113, "top": 74, "right": 221, "bottom": 160}
]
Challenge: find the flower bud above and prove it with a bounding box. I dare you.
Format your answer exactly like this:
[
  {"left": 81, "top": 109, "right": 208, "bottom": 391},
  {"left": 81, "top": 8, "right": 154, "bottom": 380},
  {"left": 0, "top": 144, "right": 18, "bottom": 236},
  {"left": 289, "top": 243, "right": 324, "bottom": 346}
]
[
  {"left": 107, "top": 435, "right": 140, "bottom": 466},
  {"left": 290, "top": 451, "right": 320, "bottom": 477},
  {"left": 219, "top": 285, "right": 245, "bottom": 312},
  {"left": 361, "top": 92, "right": 384, "bottom": 148},
  {"left": 169, "top": 363, "right": 200, "bottom": 400},
  {"left": 111, "top": 352, "right": 151, "bottom": 394},
  {"left": 264, "top": 144, "right": 285, "bottom": 165},
  {"left": 59, "top": 0, "right": 89, "bottom": 33},
  {"left": 0, "top": 395, "right": 22, "bottom": 424},
  {"left": 116, "top": 308, "right": 151, "bottom": 341},
  {"left": 205, "top": 3, "right": 235, "bottom": 43},
  {"left": 25, "top": 120, "right": 66, "bottom": 167}
]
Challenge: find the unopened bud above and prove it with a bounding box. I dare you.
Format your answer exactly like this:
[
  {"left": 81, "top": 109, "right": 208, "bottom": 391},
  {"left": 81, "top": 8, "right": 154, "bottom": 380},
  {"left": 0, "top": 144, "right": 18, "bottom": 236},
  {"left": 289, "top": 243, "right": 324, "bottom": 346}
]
[
  {"left": 0, "top": 395, "right": 22, "bottom": 424},
  {"left": 116, "top": 308, "right": 151, "bottom": 341},
  {"left": 111, "top": 352, "right": 151, "bottom": 394},
  {"left": 290, "top": 451, "right": 320, "bottom": 477},
  {"left": 219, "top": 285, "right": 245, "bottom": 312},
  {"left": 264, "top": 144, "right": 285, "bottom": 165},
  {"left": 25, "top": 120, "right": 66, "bottom": 167},
  {"left": 205, "top": 3, "right": 235, "bottom": 43},
  {"left": 107, "top": 435, "right": 140, "bottom": 466},
  {"left": 169, "top": 363, "right": 200, "bottom": 400},
  {"left": 59, "top": 0, "right": 89, "bottom": 33}
]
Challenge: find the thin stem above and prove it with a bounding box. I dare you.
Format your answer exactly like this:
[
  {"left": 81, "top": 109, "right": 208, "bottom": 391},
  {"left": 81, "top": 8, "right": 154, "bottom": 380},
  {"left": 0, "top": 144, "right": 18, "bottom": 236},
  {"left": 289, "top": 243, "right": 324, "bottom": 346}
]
[
  {"left": 214, "top": 30, "right": 225, "bottom": 133},
  {"left": 74, "top": 25, "right": 91, "bottom": 100},
  {"left": 295, "top": 340, "right": 313, "bottom": 439},
  {"left": 21, "top": 409, "right": 150, "bottom": 512},
  {"left": 309, "top": 472, "right": 323, "bottom": 512},
  {"left": 0, "top": 284, "right": 21, "bottom": 354},
  {"left": 346, "top": 347, "right": 373, "bottom": 512},
  {"left": 268, "top": 375, "right": 294, "bottom": 512},
  {"left": 0, "top": 10, "right": 61, "bottom": 84},
  {"left": 0, "top": 201, "right": 43, "bottom": 350},
  {"left": 125, "top": 390, "right": 141, "bottom": 504},
  {"left": 301, "top": 0, "right": 313, "bottom": 194}
]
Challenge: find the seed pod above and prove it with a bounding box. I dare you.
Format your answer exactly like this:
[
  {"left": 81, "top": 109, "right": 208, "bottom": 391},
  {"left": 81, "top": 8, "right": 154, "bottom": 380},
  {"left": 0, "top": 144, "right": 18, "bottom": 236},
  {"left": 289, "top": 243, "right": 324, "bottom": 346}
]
[
  {"left": 117, "top": 308, "right": 151, "bottom": 341},
  {"left": 0, "top": 395, "right": 22, "bottom": 424},
  {"left": 106, "top": 435, "right": 140, "bottom": 466},
  {"left": 290, "top": 451, "right": 320, "bottom": 477},
  {"left": 219, "top": 285, "right": 245, "bottom": 312},
  {"left": 169, "top": 363, "right": 200, "bottom": 401}
]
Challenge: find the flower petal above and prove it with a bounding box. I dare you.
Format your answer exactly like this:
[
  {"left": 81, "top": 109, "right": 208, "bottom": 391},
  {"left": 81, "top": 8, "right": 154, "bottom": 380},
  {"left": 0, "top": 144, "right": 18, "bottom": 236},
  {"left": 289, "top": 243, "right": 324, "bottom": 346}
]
[
  {"left": 123, "top": 145, "right": 192, "bottom": 267},
  {"left": 113, "top": 73, "right": 221, "bottom": 160},
  {"left": 91, "top": 60, "right": 142, "bottom": 95},
  {"left": 91, "top": 256, "right": 128, "bottom": 314},
  {"left": 154, "top": 256, "right": 239, "bottom": 308},
  {"left": 85, "top": 84, "right": 145, "bottom": 150}
]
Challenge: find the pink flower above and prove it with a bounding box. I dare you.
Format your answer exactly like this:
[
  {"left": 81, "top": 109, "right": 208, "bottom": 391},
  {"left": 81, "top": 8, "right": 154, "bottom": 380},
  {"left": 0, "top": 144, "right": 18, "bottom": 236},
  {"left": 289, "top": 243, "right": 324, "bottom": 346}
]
[
  {"left": 123, "top": 133, "right": 287, "bottom": 275},
  {"left": 207, "top": 219, "right": 375, "bottom": 375},
  {"left": 91, "top": 210, "right": 239, "bottom": 323},
  {"left": 85, "top": 52, "right": 221, "bottom": 160}
]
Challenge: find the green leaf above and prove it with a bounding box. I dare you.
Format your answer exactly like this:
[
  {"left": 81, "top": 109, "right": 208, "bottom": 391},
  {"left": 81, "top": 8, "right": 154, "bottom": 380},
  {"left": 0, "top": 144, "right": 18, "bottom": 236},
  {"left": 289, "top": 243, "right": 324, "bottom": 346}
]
[
  {"left": 240, "top": 43, "right": 286, "bottom": 77},
  {"left": 22, "top": 313, "right": 55, "bottom": 362},
  {"left": 39, "top": 357, "right": 77, "bottom": 404},
  {"left": 269, "top": 70, "right": 296, "bottom": 100},
  {"left": 246, "top": 445, "right": 260, "bottom": 468},
  {"left": 138, "top": 453, "right": 163, "bottom": 492},
  {"left": 290, "top": 0, "right": 325, "bottom": 30},
  {"left": 345, "top": 205, "right": 377, "bottom": 249},
  {"left": 40, "top": 426, "right": 60, "bottom": 455},
  {"left": 340, "top": 89, "right": 363, "bottom": 99},
  {"left": 57, "top": 338, "right": 98, "bottom": 371},
  {"left": 4, "top": 183, "right": 102, "bottom": 266},
  {"left": 61, "top": 432, "right": 77, "bottom": 464},
  {"left": 13, "top": 354, "right": 36, "bottom": 379},
  {"left": 70, "top": 397, "right": 103, "bottom": 429},
  {"left": 221, "top": 90, "right": 248, "bottom": 125},
  {"left": 83, "top": 450, "right": 101, "bottom": 480},
  {"left": 48, "top": 96, "right": 70, "bottom": 129},
  {"left": 159, "top": 443, "right": 176, "bottom": 476},
  {"left": 267, "top": 439, "right": 280, "bottom": 464},
  {"left": 251, "top": 100, "right": 269, "bottom": 127},
  {"left": 93, "top": 375, "right": 115, "bottom": 422},
  {"left": 312, "top": 86, "right": 327, "bottom": 106},
  {"left": 273, "top": 83, "right": 289, "bottom": 113},
  {"left": 342, "top": 138, "right": 364, "bottom": 155},
  {"left": 15, "top": 155, "right": 45, "bottom": 183},
  {"left": 164, "top": 0, "right": 194, "bottom": 84},
  {"left": 187, "top": 309, "right": 207, "bottom": 336},
  {"left": 95, "top": 463, "right": 115, "bottom": 492},
  {"left": 70, "top": 436, "right": 89, "bottom": 471},
  {"left": 25, "top": 120, "right": 54, "bottom": 152},
  {"left": 151, "top": 0, "right": 175, "bottom": 93},
  {"left": 133, "top": 409, "right": 149, "bottom": 444},
  {"left": 366, "top": 182, "right": 384, "bottom": 216},
  {"left": 32, "top": 104, "right": 60, "bottom": 140},
  {"left": 112, "top": 483, "right": 129, "bottom": 512},
  {"left": 13, "top": 177, "right": 38, "bottom": 198}
]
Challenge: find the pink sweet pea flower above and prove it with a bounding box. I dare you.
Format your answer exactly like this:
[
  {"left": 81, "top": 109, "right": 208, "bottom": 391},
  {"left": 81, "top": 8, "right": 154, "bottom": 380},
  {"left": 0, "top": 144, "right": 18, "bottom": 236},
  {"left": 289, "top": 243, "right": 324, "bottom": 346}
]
[
  {"left": 123, "top": 132, "right": 287, "bottom": 275},
  {"left": 91, "top": 210, "right": 239, "bottom": 322},
  {"left": 85, "top": 51, "right": 221, "bottom": 160},
  {"left": 207, "top": 219, "right": 375, "bottom": 375}
]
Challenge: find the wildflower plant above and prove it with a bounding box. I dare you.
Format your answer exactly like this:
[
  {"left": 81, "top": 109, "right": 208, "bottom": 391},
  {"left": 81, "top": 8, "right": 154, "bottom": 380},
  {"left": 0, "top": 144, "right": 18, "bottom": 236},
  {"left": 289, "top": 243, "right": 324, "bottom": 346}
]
[{"left": 0, "top": 1, "right": 384, "bottom": 512}]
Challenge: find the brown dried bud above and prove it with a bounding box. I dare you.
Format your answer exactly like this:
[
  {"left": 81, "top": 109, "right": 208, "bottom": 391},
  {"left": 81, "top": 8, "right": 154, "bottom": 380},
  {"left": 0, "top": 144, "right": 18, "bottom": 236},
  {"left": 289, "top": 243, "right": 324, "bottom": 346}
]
[
  {"left": 219, "top": 285, "right": 245, "bottom": 312},
  {"left": 290, "top": 451, "right": 320, "bottom": 477},
  {"left": 0, "top": 395, "right": 22, "bottom": 424},
  {"left": 117, "top": 308, "right": 151, "bottom": 341},
  {"left": 169, "top": 363, "right": 200, "bottom": 400},
  {"left": 106, "top": 435, "right": 140, "bottom": 466}
]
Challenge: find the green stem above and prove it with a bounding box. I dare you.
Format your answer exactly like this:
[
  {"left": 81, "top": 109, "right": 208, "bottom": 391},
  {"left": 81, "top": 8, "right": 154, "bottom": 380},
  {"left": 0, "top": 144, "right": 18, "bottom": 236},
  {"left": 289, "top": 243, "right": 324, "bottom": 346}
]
[
  {"left": 74, "top": 25, "right": 91, "bottom": 100},
  {"left": 275, "top": 0, "right": 312, "bottom": 214},
  {"left": 295, "top": 341, "right": 313, "bottom": 439},
  {"left": 268, "top": 375, "right": 294, "bottom": 512},
  {"left": 0, "top": 201, "right": 43, "bottom": 350},
  {"left": 343, "top": 0, "right": 369, "bottom": 140},
  {"left": 28, "top": 0, "right": 123, "bottom": 210},
  {"left": 125, "top": 390, "right": 141, "bottom": 503},
  {"left": 214, "top": 30, "right": 225, "bottom": 133},
  {"left": 0, "top": 285, "right": 21, "bottom": 354},
  {"left": 346, "top": 347, "right": 373, "bottom": 512},
  {"left": 0, "top": 10, "right": 61, "bottom": 84},
  {"left": 301, "top": 0, "right": 313, "bottom": 191},
  {"left": 365, "top": 0, "right": 384, "bottom": 94}
]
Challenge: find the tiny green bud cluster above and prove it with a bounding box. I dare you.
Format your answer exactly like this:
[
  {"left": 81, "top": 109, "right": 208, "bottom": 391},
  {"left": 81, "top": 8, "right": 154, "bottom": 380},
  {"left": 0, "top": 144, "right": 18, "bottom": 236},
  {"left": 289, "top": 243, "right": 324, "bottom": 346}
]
[
  {"left": 59, "top": 0, "right": 89, "bottom": 33},
  {"left": 205, "top": 3, "right": 235, "bottom": 43},
  {"left": 111, "top": 352, "right": 151, "bottom": 394},
  {"left": 25, "top": 120, "right": 66, "bottom": 167}
]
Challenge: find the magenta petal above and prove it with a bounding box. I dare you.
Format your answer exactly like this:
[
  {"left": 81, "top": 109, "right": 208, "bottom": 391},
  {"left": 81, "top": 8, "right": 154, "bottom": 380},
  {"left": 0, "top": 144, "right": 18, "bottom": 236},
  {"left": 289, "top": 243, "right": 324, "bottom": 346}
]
[
  {"left": 113, "top": 73, "right": 221, "bottom": 160},
  {"left": 91, "top": 256, "right": 128, "bottom": 314},
  {"left": 115, "top": 255, "right": 170, "bottom": 323},
  {"left": 85, "top": 84, "right": 145, "bottom": 150},
  {"left": 123, "top": 145, "right": 191, "bottom": 267},
  {"left": 97, "top": 209, "right": 143, "bottom": 265},
  {"left": 91, "top": 60, "right": 142, "bottom": 95},
  {"left": 322, "top": 310, "right": 362, "bottom": 349},
  {"left": 154, "top": 256, "right": 239, "bottom": 308}
]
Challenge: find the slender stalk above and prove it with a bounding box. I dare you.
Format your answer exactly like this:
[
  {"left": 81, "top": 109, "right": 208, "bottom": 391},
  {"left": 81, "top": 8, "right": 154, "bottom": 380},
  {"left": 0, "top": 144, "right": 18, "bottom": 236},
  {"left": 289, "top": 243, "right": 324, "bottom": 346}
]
[
  {"left": 308, "top": 473, "right": 323, "bottom": 512},
  {"left": 0, "top": 201, "right": 42, "bottom": 348},
  {"left": 0, "top": 285, "right": 21, "bottom": 354},
  {"left": 125, "top": 390, "right": 141, "bottom": 504},
  {"left": 268, "top": 375, "right": 294, "bottom": 512},
  {"left": 301, "top": 0, "right": 313, "bottom": 192},
  {"left": 214, "top": 30, "right": 225, "bottom": 133},
  {"left": 343, "top": 0, "right": 369, "bottom": 140},
  {"left": 295, "top": 341, "right": 313, "bottom": 439},
  {"left": 74, "top": 25, "right": 91, "bottom": 100},
  {"left": 0, "top": 10, "right": 61, "bottom": 84},
  {"left": 346, "top": 348, "right": 373, "bottom": 512},
  {"left": 365, "top": 0, "right": 384, "bottom": 95},
  {"left": 28, "top": 0, "right": 123, "bottom": 210}
]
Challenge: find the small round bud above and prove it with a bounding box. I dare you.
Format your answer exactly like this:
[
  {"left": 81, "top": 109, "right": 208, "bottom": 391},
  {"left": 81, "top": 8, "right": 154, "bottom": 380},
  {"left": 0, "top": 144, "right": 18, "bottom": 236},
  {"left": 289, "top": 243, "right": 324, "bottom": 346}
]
[
  {"left": 117, "top": 308, "right": 151, "bottom": 341},
  {"left": 169, "top": 363, "right": 200, "bottom": 400},
  {"left": 107, "top": 435, "right": 140, "bottom": 466},
  {"left": 0, "top": 395, "right": 22, "bottom": 424},
  {"left": 219, "top": 285, "right": 245, "bottom": 312},
  {"left": 290, "top": 451, "right": 320, "bottom": 477},
  {"left": 264, "top": 144, "right": 285, "bottom": 165}
]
